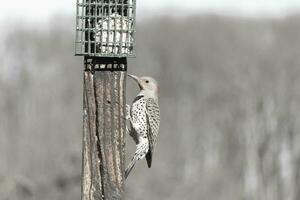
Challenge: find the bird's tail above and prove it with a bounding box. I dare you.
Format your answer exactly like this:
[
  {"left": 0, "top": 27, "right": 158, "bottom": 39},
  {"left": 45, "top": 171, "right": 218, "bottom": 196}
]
[
  {"left": 125, "top": 157, "right": 137, "bottom": 179},
  {"left": 125, "top": 142, "right": 148, "bottom": 179}
]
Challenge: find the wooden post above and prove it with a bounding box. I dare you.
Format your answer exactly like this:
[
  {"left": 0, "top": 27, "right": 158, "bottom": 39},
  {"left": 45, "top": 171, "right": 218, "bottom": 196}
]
[{"left": 82, "top": 57, "right": 126, "bottom": 200}]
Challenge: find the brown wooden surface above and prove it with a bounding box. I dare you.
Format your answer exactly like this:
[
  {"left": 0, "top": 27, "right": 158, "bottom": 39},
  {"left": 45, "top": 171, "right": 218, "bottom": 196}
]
[{"left": 82, "top": 68, "right": 126, "bottom": 200}]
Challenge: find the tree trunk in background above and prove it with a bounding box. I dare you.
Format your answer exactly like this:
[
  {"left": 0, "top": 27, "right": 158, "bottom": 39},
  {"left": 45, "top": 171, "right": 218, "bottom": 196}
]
[
  {"left": 243, "top": 97, "right": 299, "bottom": 200},
  {"left": 82, "top": 59, "right": 126, "bottom": 200}
]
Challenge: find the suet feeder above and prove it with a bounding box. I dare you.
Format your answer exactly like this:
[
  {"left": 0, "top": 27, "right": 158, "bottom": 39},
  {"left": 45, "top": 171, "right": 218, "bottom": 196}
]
[
  {"left": 77, "top": 1, "right": 137, "bottom": 200},
  {"left": 75, "top": 0, "right": 136, "bottom": 57}
]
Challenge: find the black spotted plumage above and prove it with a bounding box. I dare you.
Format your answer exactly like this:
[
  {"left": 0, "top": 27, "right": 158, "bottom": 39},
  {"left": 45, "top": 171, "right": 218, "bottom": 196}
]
[
  {"left": 125, "top": 96, "right": 160, "bottom": 178},
  {"left": 145, "top": 98, "right": 160, "bottom": 168},
  {"left": 125, "top": 75, "right": 160, "bottom": 179}
]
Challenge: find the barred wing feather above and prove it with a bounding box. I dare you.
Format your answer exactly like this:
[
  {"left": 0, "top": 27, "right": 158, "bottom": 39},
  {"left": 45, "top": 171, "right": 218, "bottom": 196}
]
[{"left": 145, "top": 98, "right": 160, "bottom": 168}]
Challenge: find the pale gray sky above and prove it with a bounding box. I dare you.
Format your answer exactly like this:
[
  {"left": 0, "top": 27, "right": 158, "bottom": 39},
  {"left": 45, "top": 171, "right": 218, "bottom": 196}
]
[{"left": 1, "top": 0, "right": 300, "bottom": 23}]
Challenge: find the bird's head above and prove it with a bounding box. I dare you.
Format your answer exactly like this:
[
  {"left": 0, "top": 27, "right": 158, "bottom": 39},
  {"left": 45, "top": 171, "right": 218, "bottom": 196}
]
[{"left": 128, "top": 74, "right": 159, "bottom": 98}]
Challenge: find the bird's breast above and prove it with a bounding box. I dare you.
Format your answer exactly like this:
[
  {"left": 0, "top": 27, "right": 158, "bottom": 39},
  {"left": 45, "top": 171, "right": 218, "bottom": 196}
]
[{"left": 131, "top": 98, "right": 147, "bottom": 133}]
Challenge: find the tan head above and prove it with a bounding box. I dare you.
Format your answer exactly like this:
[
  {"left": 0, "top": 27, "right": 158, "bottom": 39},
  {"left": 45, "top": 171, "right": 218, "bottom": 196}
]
[{"left": 128, "top": 74, "right": 159, "bottom": 98}]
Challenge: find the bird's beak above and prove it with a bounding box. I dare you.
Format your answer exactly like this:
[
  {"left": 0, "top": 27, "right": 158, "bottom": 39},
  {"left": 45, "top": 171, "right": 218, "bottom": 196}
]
[
  {"left": 128, "top": 74, "right": 143, "bottom": 90},
  {"left": 128, "top": 74, "right": 139, "bottom": 81}
]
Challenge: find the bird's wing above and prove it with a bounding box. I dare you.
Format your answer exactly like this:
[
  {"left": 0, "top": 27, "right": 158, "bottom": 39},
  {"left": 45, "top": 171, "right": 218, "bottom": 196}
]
[{"left": 145, "top": 98, "right": 160, "bottom": 168}]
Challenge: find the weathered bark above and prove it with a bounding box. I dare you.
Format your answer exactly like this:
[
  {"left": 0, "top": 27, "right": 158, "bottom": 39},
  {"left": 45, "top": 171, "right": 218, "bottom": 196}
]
[{"left": 82, "top": 58, "right": 126, "bottom": 200}]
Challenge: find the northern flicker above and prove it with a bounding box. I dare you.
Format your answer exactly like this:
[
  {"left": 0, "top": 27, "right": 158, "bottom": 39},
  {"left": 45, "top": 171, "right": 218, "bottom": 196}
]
[{"left": 125, "top": 74, "right": 160, "bottom": 179}]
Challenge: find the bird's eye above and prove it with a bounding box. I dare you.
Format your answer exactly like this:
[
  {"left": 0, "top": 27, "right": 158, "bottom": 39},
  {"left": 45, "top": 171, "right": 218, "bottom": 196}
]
[{"left": 145, "top": 80, "right": 149, "bottom": 83}]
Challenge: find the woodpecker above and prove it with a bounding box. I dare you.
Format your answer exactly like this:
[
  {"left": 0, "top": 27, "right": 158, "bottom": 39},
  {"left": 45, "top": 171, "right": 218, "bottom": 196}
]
[{"left": 125, "top": 74, "right": 160, "bottom": 179}]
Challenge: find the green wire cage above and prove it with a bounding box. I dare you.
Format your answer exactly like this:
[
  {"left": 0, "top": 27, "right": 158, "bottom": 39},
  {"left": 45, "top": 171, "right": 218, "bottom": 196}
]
[{"left": 75, "top": 0, "right": 136, "bottom": 57}]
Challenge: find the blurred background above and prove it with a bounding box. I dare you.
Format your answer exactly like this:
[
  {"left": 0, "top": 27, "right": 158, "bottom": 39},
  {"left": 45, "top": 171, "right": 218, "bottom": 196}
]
[{"left": 1, "top": 1, "right": 300, "bottom": 200}]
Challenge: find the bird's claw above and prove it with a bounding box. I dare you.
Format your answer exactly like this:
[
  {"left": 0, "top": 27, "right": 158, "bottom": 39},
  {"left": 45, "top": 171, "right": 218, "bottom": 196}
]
[{"left": 126, "top": 104, "right": 131, "bottom": 120}]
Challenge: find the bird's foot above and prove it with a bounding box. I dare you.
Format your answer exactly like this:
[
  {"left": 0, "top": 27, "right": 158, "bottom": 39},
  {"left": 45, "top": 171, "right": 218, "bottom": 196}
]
[{"left": 126, "top": 104, "right": 131, "bottom": 120}]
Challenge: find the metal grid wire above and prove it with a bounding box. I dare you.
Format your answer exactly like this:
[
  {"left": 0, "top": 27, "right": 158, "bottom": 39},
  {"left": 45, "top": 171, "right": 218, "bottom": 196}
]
[{"left": 75, "top": 0, "right": 136, "bottom": 57}]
